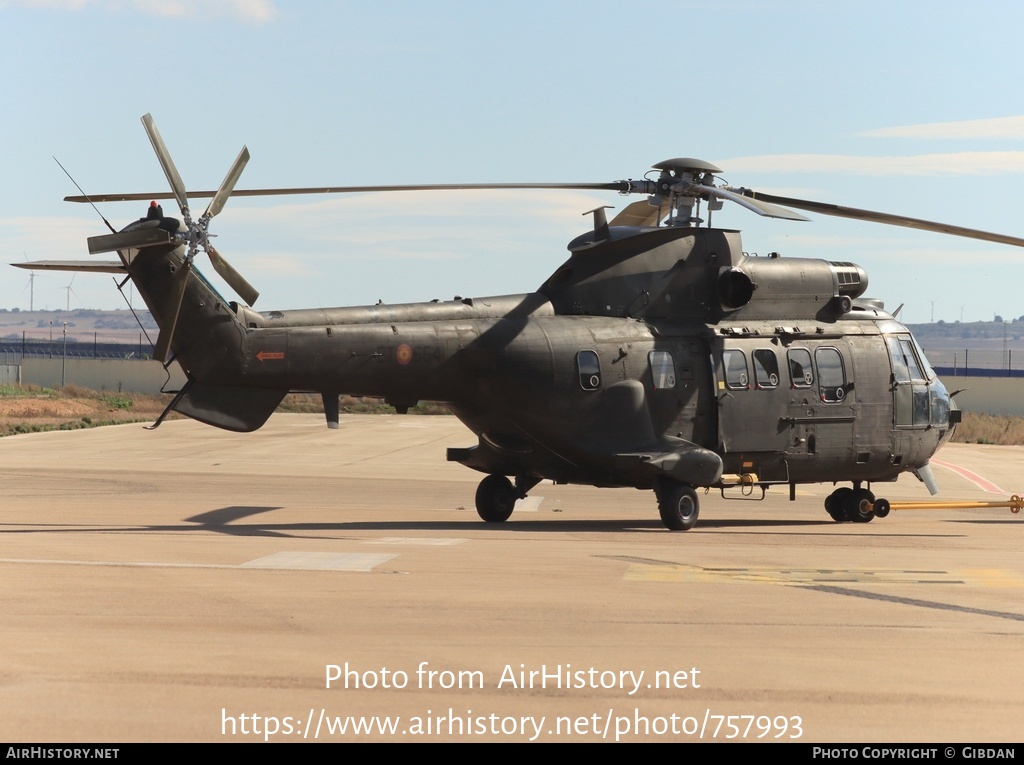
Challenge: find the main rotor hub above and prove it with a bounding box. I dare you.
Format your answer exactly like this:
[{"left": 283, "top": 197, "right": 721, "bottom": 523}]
[{"left": 652, "top": 158, "right": 723, "bottom": 177}]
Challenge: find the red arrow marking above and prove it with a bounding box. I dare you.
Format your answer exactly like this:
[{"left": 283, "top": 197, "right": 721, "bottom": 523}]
[{"left": 256, "top": 351, "right": 285, "bottom": 362}]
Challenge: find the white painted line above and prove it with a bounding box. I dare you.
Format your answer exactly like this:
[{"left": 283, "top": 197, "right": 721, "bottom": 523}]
[
  {"left": 0, "top": 558, "right": 221, "bottom": 569},
  {"left": 0, "top": 553, "right": 398, "bottom": 573}
]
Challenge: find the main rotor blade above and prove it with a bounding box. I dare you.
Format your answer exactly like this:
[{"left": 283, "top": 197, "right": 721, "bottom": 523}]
[
  {"left": 207, "top": 245, "right": 259, "bottom": 307},
  {"left": 141, "top": 114, "right": 189, "bottom": 214},
  {"left": 153, "top": 264, "right": 190, "bottom": 363},
  {"left": 204, "top": 146, "right": 250, "bottom": 220},
  {"left": 13, "top": 260, "right": 125, "bottom": 273},
  {"left": 742, "top": 190, "right": 1024, "bottom": 249},
  {"left": 66, "top": 181, "right": 629, "bottom": 204}
]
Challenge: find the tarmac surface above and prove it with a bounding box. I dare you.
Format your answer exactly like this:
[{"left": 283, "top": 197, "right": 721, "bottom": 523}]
[{"left": 2, "top": 413, "right": 1023, "bottom": 742}]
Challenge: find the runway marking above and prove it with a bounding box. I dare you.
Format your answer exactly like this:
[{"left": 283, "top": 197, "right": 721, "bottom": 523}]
[
  {"left": 931, "top": 458, "right": 1005, "bottom": 494},
  {"left": 365, "top": 537, "right": 466, "bottom": 546},
  {"left": 622, "top": 562, "right": 967, "bottom": 585},
  {"left": 615, "top": 556, "right": 1024, "bottom": 588},
  {"left": 810, "top": 585, "right": 1024, "bottom": 623},
  {"left": 0, "top": 552, "right": 398, "bottom": 573},
  {"left": 240, "top": 552, "right": 398, "bottom": 571}
]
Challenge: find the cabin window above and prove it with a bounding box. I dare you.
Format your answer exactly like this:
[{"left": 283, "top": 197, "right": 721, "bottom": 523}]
[
  {"left": 815, "top": 347, "right": 847, "bottom": 403},
  {"left": 753, "top": 349, "right": 780, "bottom": 389},
  {"left": 576, "top": 350, "right": 601, "bottom": 391},
  {"left": 648, "top": 350, "right": 676, "bottom": 390},
  {"left": 788, "top": 348, "right": 814, "bottom": 388},
  {"left": 722, "top": 349, "right": 749, "bottom": 390}
]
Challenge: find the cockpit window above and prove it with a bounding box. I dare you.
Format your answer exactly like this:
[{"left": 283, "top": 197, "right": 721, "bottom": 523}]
[
  {"left": 887, "top": 335, "right": 930, "bottom": 382},
  {"left": 911, "top": 335, "right": 936, "bottom": 380}
]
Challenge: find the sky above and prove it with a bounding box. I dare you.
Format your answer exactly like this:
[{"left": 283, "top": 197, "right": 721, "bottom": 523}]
[{"left": 2, "top": 0, "right": 1024, "bottom": 324}]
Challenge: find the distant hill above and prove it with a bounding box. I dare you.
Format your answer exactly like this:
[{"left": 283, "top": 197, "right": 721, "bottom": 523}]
[
  {"left": 905, "top": 320, "right": 1024, "bottom": 352},
  {"left": 0, "top": 308, "right": 156, "bottom": 344}
]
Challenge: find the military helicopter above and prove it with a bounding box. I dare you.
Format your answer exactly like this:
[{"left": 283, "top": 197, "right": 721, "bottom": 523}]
[{"left": 22, "top": 114, "right": 1024, "bottom": 531}]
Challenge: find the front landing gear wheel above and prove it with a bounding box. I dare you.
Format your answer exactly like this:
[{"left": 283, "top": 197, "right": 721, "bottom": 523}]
[
  {"left": 657, "top": 483, "right": 700, "bottom": 531},
  {"left": 849, "top": 488, "right": 876, "bottom": 523},
  {"left": 475, "top": 474, "right": 517, "bottom": 523}
]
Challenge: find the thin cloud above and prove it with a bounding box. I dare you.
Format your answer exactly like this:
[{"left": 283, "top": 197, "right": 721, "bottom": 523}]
[
  {"left": 861, "top": 116, "right": 1024, "bottom": 140},
  {"left": 723, "top": 152, "right": 1024, "bottom": 176},
  {"left": 3, "top": 0, "right": 276, "bottom": 22},
  {"left": 226, "top": 189, "right": 608, "bottom": 223},
  {"left": 0, "top": 215, "right": 98, "bottom": 256}
]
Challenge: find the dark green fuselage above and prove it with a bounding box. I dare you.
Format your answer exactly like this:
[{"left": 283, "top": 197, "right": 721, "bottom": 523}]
[{"left": 127, "top": 221, "right": 954, "bottom": 493}]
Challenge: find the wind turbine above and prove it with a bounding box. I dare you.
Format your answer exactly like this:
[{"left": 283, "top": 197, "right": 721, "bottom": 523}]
[{"left": 64, "top": 274, "right": 79, "bottom": 311}]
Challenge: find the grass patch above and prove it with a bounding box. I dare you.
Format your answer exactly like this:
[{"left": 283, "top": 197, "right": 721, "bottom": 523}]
[
  {"left": 0, "top": 385, "right": 450, "bottom": 438},
  {"left": 0, "top": 384, "right": 55, "bottom": 398},
  {"left": 101, "top": 394, "right": 133, "bottom": 410},
  {"left": 278, "top": 393, "right": 450, "bottom": 416},
  {"left": 950, "top": 412, "right": 1024, "bottom": 445}
]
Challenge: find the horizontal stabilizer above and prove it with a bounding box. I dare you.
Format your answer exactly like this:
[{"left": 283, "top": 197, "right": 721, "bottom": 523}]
[
  {"left": 13, "top": 260, "right": 125, "bottom": 273},
  {"left": 609, "top": 200, "right": 664, "bottom": 227},
  {"left": 87, "top": 227, "right": 174, "bottom": 255}
]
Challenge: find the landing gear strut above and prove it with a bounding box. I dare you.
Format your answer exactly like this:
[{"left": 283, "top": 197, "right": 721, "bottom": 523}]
[
  {"left": 824, "top": 485, "right": 880, "bottom": 523},
  {"left": 656, "top": 481, "right": 700, "bottom": 531}
]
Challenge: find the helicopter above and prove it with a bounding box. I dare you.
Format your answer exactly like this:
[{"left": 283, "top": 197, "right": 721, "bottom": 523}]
[{"left": 21, "top": 114, "right": 1024, "bottom": 531}]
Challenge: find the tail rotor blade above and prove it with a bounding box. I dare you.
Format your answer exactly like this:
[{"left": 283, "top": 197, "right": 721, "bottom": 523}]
[
  {"left": 139, "top": 116, "right": 259, "bottom": 311},
  {"left": 141, "top": 113, "right": 189, "bottom": 214},
  {"left": 204, "top": 146, "right": 250, "bottom": 220},
  {"left": 153, "top": 264, "right": 190, "bottom": 362},
  {"left": 208, "top": 245, "right": 259, "bottom": 306}
]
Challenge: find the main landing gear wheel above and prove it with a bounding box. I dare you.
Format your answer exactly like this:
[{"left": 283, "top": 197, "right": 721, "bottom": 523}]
[
  {"left": 475, "top": 474, "right": 517, "bottom": 523},
  {"left": 657, "top": 483, "right": 700, "bottom": 531},
  {"left": 824, "top": 486, "right": 876, "bottom": 523},
  {"left": 825, "top": 487, "right": 853, "bottom": 522}
]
